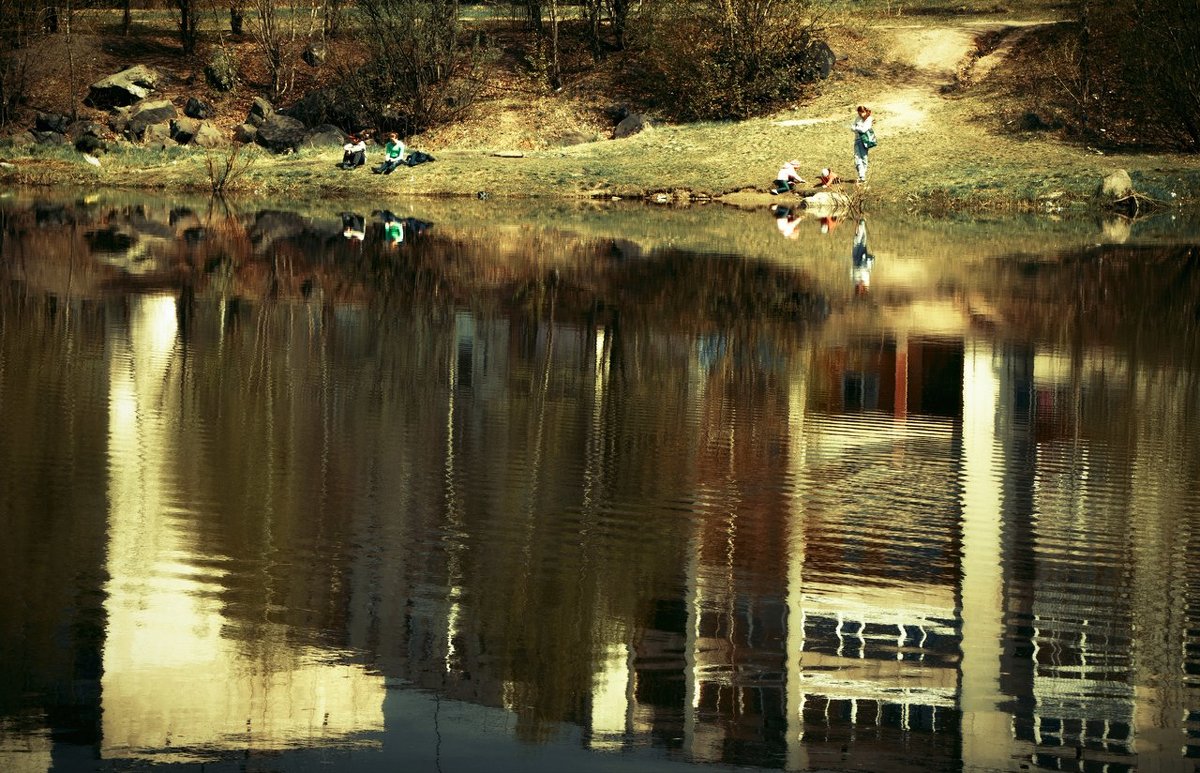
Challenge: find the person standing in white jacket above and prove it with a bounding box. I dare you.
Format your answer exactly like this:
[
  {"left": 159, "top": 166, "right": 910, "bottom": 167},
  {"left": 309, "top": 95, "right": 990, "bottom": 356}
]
[{"left": 851, "top": 105, "right": 874, "bottom": 184}]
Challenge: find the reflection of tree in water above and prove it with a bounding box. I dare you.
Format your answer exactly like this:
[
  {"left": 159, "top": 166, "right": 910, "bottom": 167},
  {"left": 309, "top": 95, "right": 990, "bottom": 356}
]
[
  {"left": 0, "top": 199, "right": 831, "bottom": 335},
  {"left": 986, "top": 244, "right": 1200, "bottom": 361}
]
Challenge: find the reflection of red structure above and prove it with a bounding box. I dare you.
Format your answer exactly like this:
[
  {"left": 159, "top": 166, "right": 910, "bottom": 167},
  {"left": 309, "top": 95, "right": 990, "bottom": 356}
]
[{"left": 813, "top": 336, "right": 964, "bottom": 417}]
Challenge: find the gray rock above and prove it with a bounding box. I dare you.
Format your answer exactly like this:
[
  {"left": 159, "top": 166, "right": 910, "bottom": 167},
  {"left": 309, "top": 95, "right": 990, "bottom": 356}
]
[
  {"left": 1097, "top": 169, "right": 1134, "bottom": 199},
  {"left": 171, "top": 116, "right": 201, "bottom": 143},
  {"left": 128, "top": 100, "right": 178, "bottom": 140},
  {"left": 302, "top": 42, "right": 327, "bottom": 67},
  {"left": 35, "top": 111, "right": 71, "bottom": 133},
  {"left": 254, "top": 113, "right": 306, "bottom": 153},
  {"left": 85, "top": 65, "right": 161, "bottom": 108},
  {"left": 184, "top": 97, "right": 214, "bottom": 119},
  {"left": 614, "top": 113, "right": 657, "bottom": 139},
  {"left": 805, "top": 41, "right": 836, "bottom": 80},
  {"left": 66, "top": 120, "right": 105, "bottom": 142},
  {"left": 192, "top": 123, "right": 225, "bottom": 148},
  {"left": 33, "top": 130, "right": 70, "bottom": 145},
  {"left": 109, "top": 114, "right": 130, "bottom": 136},
  {"left": 0, "top": 131, "right": 35, "bottom": 148},
  {"left": 233, "top": 123, "right": 258, "bottom": 144},
  {"left": 300, "top": 123, "right": 345, "bottom": 148},
  {"left": 247, "top": 97, "right": 273, "bottom": 127},
  {"left": 143, "top": 123, "right": 173, "bottom": 146},
  {"left": 204, "top": 49, "right": 237, "bottom": 92}
]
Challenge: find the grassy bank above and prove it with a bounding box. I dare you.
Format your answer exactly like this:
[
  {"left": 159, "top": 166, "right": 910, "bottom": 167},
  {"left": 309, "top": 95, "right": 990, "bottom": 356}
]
[{"left": 6, "top": 114, "right": 1199, "bottom": 216}]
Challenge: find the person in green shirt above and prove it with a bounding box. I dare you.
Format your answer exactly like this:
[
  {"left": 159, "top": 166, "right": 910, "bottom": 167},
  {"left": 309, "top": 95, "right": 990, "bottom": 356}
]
[{"left": 372, "top": 132, "right": 407, "bottom": 175}]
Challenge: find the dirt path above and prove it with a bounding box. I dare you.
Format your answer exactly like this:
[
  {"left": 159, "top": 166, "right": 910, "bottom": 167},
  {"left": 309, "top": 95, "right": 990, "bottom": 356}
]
[
  {"left": 867, "top": 20, "right": 1058, "bottom": 133},
  {"left": 777, "top": 19, "right": 1055, "bottom": 135}
]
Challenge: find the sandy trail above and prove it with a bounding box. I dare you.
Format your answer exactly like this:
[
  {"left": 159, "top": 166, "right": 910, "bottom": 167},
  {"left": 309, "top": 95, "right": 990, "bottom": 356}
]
[{"left": 777, "top": 20, "right": 1054, "bottom": 134}]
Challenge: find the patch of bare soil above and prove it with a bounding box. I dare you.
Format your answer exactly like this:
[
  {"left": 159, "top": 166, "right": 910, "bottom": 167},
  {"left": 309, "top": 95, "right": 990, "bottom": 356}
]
[{"left": 845, "top": 18, "right": 1061, "bottom": 137}]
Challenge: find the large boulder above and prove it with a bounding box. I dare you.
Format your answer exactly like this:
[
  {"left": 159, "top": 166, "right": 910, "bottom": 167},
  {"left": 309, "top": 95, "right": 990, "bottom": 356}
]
[
  {"left": 232, "top": 123, "right": 258, "bottom": 144},
  {"left": 35, "top": 111, "right": 71, "bottom": 134},
  {"left": 1097, "top": 169, "right": 1134, "bottom": 199},
  {"left": 171, "top": 116, "right": 201, "bottom": 144},
  {"left": 85, "top": 65, "right": 161, "bottom": 108},
  {"left": 192, "top": 123, "right": 225, "bottom": 148},
  {"left": 614, "top": 113, "right": 657, "bottom": 139},
  {"left": 254, "top": 113, "right": 306, "bottom": 153},
  {"left": 801, "top": 41, "right": 837, "bottom": 80},
  {"left": 65, "top": 120, "right": 105, "bottom": 142},
  {"left": 33, "top": 130, "right": 70, "bottom": 146},
  {"left": 247, "top": 97, "right": 273, "bottom": 127},
  {"left": 128, "top": 100, "right": 178, "bottom": 140},
  {"left": 281, "top": 86, "right": 365, "bottom": 129},
  {"left": 300, "top": 124, "right": 345, "bottom": 148},
  {"left": 301, "top": 41, "right": 327, "bottom": 67},
  {"left": 142, "top": 122, "right": 174, "bottom": 149},
  {"left": 204, "top": 49, "right": 237, "bottom": 92},
  {"left": 184, "top": 97, "right": 214, "bottom": 119}
]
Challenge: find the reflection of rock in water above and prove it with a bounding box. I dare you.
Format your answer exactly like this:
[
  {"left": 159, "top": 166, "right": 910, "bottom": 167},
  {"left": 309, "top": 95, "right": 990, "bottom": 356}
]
[
  {"left": 1099, "top": 217, "right": 1131, "bottom": 244},
  {"left": 2, "top": 196, "right": 830, "bottom": 328},
  {"left": 85, "top": 226, "right": 136, "bottom": 253}
]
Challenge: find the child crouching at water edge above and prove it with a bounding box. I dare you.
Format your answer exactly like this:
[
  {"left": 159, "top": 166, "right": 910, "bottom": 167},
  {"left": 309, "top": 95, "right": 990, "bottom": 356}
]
[{"left": 770, "top": 160, "right": 805, "bottom": 195}]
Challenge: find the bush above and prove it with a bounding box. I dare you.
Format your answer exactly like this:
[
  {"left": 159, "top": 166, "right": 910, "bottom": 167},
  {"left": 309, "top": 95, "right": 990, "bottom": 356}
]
[
  {"left": 1008, "top": 2, "right": 1200, "bottom": 152},
  {"left": 338, "top": 0, "right": 490, "bottom": 136},
  {"left": 626, "top": 0, "right": 827, "bottom": 121}
]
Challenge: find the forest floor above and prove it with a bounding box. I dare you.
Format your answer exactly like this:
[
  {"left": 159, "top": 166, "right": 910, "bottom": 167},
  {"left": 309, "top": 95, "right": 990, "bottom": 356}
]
[{"left": 2, "top": 4, "right": 1199, "bottom": 213}]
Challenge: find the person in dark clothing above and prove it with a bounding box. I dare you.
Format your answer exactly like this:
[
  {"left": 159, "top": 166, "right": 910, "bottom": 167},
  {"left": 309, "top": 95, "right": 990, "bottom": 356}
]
[{"left": 339, "top": 135, "right": 366, "bottom": 169}]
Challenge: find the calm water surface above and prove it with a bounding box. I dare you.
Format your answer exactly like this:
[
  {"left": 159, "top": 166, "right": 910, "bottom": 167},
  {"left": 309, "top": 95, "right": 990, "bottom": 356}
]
[{"left": 1, "top": 193, "right": 1199, "bottom": 772}]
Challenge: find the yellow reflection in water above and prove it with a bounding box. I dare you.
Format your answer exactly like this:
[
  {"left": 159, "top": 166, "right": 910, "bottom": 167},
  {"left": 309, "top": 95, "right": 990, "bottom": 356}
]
[{"left": 103, "top": 295, "right": 384, "bottom": 762}]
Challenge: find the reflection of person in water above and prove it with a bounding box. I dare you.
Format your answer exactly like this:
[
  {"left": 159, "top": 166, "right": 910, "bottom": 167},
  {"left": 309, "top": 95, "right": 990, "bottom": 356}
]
[
  {"left": 851, "top": 218, "right": 873, "bottom": 294},
  {"left": 771, "top": 204, "right": 803, "bottom": 239},
  {"left": 341, "top": 212, "right": 365, "bottom": 242},
  {"left": 384, "top": 215, "right": 404, "bottom": 247}
]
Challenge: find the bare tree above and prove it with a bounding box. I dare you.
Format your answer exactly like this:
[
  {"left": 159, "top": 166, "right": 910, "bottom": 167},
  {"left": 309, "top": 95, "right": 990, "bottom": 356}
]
[
  {"left": 230, "top": 0, "right": 246, "bottom": 35},
  {"left": 173, "top": 0, "right": 201, "bottom": 54},
  {"left": 251, "top": 0, "right": 317, "bottom": 96},
  {"left": 342, "top": 0, "right": 488, "bottom": 135}
]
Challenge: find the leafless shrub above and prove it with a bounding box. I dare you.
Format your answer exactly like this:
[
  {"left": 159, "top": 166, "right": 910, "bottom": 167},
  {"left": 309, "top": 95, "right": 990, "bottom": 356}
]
[
  {"left": 206, "top": 142, "right": 256, "bottom": 194},
  {"left": 340, "top": 0, "right": 489, "bottom": 136},
  {"left": 627, "top": 0, "right": 829, "bottom": 121}
]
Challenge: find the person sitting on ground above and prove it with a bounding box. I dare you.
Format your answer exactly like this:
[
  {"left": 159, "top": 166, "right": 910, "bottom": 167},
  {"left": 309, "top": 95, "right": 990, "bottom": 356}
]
[
  {"left": 770, "top": 159, "right": 805, "bottom": 195},
  {"left": 817, "top": 168, "right": 841, "bottom": 187},
  {"left": 372, "top": 133, "right": 407, "bottom": 175},
  {"left": 339, "top": 135, "right": 367, "bottom": 169}
]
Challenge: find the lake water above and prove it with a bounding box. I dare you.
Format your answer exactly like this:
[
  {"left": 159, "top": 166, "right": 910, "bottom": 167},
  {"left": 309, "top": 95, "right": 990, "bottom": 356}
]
[{"left": 1, "top": 191, "right": 1199, "bottom": 773}]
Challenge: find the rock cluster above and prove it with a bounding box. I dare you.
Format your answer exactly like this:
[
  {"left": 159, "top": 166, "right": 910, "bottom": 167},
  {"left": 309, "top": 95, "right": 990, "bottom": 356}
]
[{"left": 12, "top": 61, "right": 348, "bottom": 155}]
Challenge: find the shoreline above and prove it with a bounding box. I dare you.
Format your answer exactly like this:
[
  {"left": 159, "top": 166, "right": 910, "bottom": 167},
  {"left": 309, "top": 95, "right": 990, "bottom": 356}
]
[{"left": 2, "top": 140, "right": 1198, "bottom": 218}]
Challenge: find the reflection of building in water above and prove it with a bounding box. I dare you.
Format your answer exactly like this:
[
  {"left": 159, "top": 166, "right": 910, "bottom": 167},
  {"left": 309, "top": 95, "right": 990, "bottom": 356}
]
[
  {"left": 482, "top": 311, "right": 1195, "bottom": 772},
  {"left": 7, "top": 285, "right": 1195, "bottom": 770},
  {"left": 102, "top": 295, "right": 385, "bottom": 762}
]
